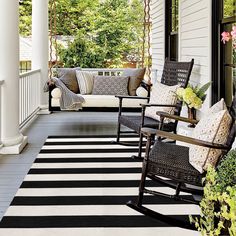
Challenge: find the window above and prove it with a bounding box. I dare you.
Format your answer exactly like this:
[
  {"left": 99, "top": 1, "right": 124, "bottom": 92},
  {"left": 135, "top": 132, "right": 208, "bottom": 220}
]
[
  {"left": 212, "top": 0, "right": 236, "bottom": 106},
  {"left": 165, "top": 0, "right": 179, "bottom": 61}
]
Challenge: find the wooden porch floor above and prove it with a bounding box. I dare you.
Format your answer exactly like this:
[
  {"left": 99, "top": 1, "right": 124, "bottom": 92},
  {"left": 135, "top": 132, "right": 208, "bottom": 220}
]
[{"left": 0, "top": 111, "right": 119, "bottom": 220}]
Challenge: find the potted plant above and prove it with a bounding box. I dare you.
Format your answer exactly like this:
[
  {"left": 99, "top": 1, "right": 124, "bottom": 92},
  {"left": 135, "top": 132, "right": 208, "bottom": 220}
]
[
  {"left": 190, "top": 149, "right": 236, "bottom": 236},
  {"left": 176, "top": 82, "right": 211, "bottom": 123}
]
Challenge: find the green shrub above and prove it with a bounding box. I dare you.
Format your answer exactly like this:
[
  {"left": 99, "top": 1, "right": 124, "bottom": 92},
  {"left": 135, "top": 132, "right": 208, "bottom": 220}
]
[
  {"left": 217, "top": 149, "right": 236, "bottom": 191},
  {"left": 190, "top": 149, "right": 236, "bottom": 236}
]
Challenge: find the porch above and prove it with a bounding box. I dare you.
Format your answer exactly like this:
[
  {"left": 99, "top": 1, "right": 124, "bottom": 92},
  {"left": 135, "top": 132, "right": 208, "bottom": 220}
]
[
  {"left": 0, "top": 111, "right": 119, "bottom": 220},
  {"left": 0, "top": 0, "right": 235, "bottom": 235}
]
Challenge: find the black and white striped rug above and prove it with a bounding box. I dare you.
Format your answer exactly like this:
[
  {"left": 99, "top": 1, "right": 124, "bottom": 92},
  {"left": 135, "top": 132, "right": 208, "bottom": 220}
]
[{"left": 0, "top": 135, "right": 199, "bottom": 236}]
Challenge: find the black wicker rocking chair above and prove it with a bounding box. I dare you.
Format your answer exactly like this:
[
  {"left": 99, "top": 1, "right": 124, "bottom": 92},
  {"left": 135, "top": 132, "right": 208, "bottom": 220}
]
[
  {"left": 116, "top": 59, "right": 194, "bottom": 158},
  {"left": 127, "top": 96, "right": 236, "bottom": 230}
]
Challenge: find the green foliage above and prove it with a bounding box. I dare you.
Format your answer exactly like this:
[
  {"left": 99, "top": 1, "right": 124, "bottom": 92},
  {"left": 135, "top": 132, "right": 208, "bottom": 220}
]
[
  {"left": 190, "top": 149, "right": 236, "bottom": 235},
  {"left": 188, "top": 82, "right": 211, "bottom": 101},
  {"left": 19, "top": 0, "right": 32, "bottom": 36},
  {"left": 58, "top": 0, "right": 144, "bottom": 68},
  {"left": 20, "top": 0, "right": 144, "bottom": 68},
  {"left": 217, "top": 150, "right": 236, "bottom": 191}
]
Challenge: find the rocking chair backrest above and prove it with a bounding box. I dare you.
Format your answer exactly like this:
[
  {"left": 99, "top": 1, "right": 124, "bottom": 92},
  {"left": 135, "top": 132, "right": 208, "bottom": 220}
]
[
  {"left": 226, "top": 96, "right": 236, "bottom": 148},
  {"left": 160, "top": 58, "right": 194, "bottom": 87},
  {"left": 160, "top": 58, "right": 194, "bottom": 119}
]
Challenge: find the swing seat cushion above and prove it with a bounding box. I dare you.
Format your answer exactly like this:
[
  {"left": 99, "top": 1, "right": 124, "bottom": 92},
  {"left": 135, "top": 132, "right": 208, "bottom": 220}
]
[{"left": 51, "top": 94, "right": 148, "bottom": 108}]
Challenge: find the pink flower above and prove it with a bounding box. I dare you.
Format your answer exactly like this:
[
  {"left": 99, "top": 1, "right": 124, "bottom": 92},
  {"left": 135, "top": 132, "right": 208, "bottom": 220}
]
[
  {"left": 231, "top": 26, "right": 236, "bottom": 39},
  {"left": 221, "top": 31, "right": 231, "bottom": 44}
]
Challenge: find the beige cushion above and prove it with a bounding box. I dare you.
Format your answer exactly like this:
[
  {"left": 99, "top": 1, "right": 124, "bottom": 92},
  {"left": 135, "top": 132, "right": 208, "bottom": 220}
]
[
  {"left": 92, "top": 76, "right": 129, "bottom": 96},
  {"left": 204, "top": 98, "right": 227, "bottom": 117},
  {"left": 189, "top": 109, "right": 232, "bottom": 173},
  {"left": 136, "top": 86, "right": 148, "bottom": 97},
  {"left": 122, "top": 68, "right": 146, "bottom": 96},
  {"left": 57, "top": 68, "right": 80, "bottom": 94},
  {"left": 145, "top": 82, "right": 179, "bottom": 122},
  {"left": 51, "top": 95, "right": 147, "bottom": 108},
  {"left": 76, "top": 71, "right": 94, "bottom": 94},
  {"left": 51, "top": 88, "right": 62, "bottom": 99}
]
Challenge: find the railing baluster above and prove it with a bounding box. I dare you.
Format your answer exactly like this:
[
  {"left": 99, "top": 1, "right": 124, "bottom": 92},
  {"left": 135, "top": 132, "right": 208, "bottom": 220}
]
[
  {"left": 19, "top": 69, "right": 41, "bottom": 128},
  {"left": 0, "top": 80, "right": 4, "bottom": 147}
]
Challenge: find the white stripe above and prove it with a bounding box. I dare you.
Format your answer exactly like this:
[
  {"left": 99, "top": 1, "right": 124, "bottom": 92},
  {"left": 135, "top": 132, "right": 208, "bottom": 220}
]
[
  {"left": 41, "top": 145, "right": 138, "bottom": 150},
  {"left": 0, "top": 228, "right": 199, "bottom": 236},
  {"left": 31, "top": 162, "right": 142, "bottom": 169},
  {"left": 15, "top": 187, "right": 190, "bottom": 197},
  {"left": 5, "top": 204, "right": 199, "bottom": 216},
  {"left": 46, "top": 137, "right": 140, "bottom": 142},
  {"left": 24, "top": 173, "right": 142, "bottom": 181},
  {"left": 37, "top": 152, "right": 137, "bottom": 158},
  {"left": 24, "top": 174, "right": 170, "bottom": 181}
]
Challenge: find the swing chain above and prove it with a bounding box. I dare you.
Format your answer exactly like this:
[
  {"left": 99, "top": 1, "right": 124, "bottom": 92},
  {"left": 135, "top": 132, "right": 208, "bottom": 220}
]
[
  {"left": 142, "top": 0, "right": 151, "bottom": 84},
  {"left": 49, "top": 0, "right": 58, "bottom": 83}
]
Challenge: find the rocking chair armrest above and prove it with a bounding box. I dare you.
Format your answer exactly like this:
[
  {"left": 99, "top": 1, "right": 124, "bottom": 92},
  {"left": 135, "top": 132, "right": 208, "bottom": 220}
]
[
  {"left": 156, "top": 111, "right": 199, "bottom": 125},
  {"left": 141, "top": 103, "right": 179, "bottom": 108},
  {"left": 115, "top": 95, "right": 150, "bottom": 100},
  {"left": 141, "top": 128, "right": 229, "bottom": 150}
]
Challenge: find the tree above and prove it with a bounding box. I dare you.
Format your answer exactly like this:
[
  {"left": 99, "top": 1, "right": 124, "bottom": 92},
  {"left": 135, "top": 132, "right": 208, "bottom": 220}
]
[
  {"left": 59, "top": 0, "right": 144, "bottom": 68},
  {"left": 19, "top": 0, "right": 32, "bottom": 36},
  {"left": 19, "top": 0, "right": 144, "bottom": 68}
]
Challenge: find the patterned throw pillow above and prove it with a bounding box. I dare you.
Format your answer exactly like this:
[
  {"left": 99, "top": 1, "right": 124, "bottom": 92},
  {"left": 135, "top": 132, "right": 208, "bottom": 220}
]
[
  {"left": 92, "top": 76, "right": 129, "bottom": 96},
  {"left": 203, "top": 98, "right": 227, "bottom": 117},
  {"left": 122, "top": 68, "right": 146, "bottom": 96},
  {"left": 57, "top": 67, "right": 80, "bottom": 94},
  {"left": 189, "top": 109, "right": 232, "bottom": 173},
  {"left": 76, "top": 71, "right": 94, "bottom": 95},
  {"left": 145, "top": 81, "right": 179, "bottom": 122}
]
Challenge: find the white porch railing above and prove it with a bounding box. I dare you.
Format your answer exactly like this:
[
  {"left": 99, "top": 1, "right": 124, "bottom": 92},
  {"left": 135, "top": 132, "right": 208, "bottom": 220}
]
[
  {"left": 0, "top": 80, "right": 4, "bottom": 147},
  {"left": 19, "top": 69, "right": 41, "bottom": 128}
]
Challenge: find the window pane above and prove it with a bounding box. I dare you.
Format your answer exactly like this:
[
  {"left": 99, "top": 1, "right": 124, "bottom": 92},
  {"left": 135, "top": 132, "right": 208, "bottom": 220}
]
[{"left": 223, "top": 0, "right": 236, "bottom": 18}]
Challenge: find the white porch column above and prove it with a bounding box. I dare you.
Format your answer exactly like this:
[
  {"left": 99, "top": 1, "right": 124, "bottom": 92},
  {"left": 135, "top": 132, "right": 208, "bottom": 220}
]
[
  {"left": 0, "top": 0, "right": 27, "bottom": 154},
  {"left": 32, "top": 0, "right": 49, "bottom": 113}
]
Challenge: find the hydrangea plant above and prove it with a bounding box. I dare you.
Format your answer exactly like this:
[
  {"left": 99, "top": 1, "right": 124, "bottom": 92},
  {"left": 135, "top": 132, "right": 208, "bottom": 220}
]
[{"left": 176, "top": 82, "right": 211, "bottom": 110}]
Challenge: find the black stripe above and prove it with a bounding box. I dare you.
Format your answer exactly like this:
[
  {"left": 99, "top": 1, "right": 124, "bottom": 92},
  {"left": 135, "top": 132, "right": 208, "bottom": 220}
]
[
  {"left": 35, "top": 158, "right": 140, "bottom": 163},
  {"left": 0, "top": 215, "right": 195, "bottom": 228},
  {"left": 44, "top": 141, "right": 139, "bottom": 146},
  {"left": 40, "top": 148, "right": 144, "bottom": 154},
  {"left": 20, "top": 180, "right": 163, "bottom": 188},
  {"left": 11, "top": 196, "right": 194, "bottom": 206},
  {"left": 28, "top": 168, "right": 142, "bottom": 174},
  {"left": 0, "top": 215, "right": 183, "bottom": 228}
]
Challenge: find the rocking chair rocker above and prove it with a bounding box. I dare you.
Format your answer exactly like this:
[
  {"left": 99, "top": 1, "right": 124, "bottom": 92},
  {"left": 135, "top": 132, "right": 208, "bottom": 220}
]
[
  {"left": 127, "top": 96, "right": 236, "bottom": 229},
  {"left": 116, "top": 59, "right": 194, "bottom": 158}
]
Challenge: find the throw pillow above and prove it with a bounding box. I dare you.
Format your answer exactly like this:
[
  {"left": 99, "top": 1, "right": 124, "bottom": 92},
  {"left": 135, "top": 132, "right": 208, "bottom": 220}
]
[
  {"left": 122, "top": 68, "right": 146, "bottom": 96},
  {"left": 92, "top": 76, "right": 129, "bottom": 96},
  {"left": 189, "top": 109, "right": 232, "bottom": 173},
  {"left": 76, "top": 71, "right": 94, "bottom": 95},
  {"left": 204, "top": 98, "right": 227, "bottom": 117},
  {"left": 57, "top": 67, "right": 81, "bottom": 94},
  {"left": 136, "top": 86, "right": 148, "bottom": 97},
  {"left": 145, "top": 81, "right": 179, "bottom": 122}
]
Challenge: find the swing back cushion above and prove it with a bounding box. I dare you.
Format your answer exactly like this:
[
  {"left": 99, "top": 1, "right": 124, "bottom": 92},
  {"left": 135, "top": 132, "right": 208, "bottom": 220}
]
[
  {"left": 76, "top": 71, "right": 94, "bottom": 95},
  {"left": 57, "top": 67, "right": 80, "bottom": 94},
  {"left": 122, "top": 68, "right": 146, "bottom": 96},
  {"left": 145, "top": 81, "right": 179, "bottom": 122},
  {"left": 189, "top": 103, "right": 232, "bottom": 173},
  {"left": 92, "top": 76, "right": 129, "bottom": 96}
]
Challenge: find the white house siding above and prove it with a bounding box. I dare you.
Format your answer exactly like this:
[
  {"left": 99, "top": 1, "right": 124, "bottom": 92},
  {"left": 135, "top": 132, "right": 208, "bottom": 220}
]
[
  {"left": 151, "top": 0, "right": 165, "bottom": 82},
  {"left": 179, "top": 0, "right": 212, "bottom": 114}
]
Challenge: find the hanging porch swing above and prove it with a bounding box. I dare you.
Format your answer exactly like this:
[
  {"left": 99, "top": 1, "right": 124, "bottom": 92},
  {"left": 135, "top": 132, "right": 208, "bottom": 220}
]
[{"left": 47, "top": 0, "right": 153, "bottom": 112}]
